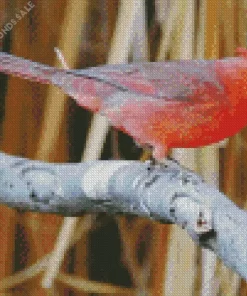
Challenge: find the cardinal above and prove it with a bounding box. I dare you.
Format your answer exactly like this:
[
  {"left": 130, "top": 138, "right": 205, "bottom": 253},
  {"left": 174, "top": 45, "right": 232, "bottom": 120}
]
[{"left": 0, "top": 48, "right": 246, "bottom": 160}]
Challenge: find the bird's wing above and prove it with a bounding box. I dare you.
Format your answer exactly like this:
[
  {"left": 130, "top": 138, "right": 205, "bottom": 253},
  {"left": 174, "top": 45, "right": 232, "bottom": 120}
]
[
  {"left": 0, "top": 51, "right": 235, "bottom": 111},
  {"left": 78, "top": 59, "right": 232, "bottom": 105}
]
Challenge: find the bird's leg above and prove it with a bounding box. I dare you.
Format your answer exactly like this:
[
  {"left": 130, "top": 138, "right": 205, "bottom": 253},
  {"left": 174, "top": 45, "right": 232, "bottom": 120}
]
[
  {"left": 137, "top": 142, "right": 178, "bottom": 171},
  {"left": 138, "top": 144, "right": 160, "bottom": 173},
  {"left": 142, "top": 144, "right": 180, "bottom": 170},
  {"left": 140, "top": 143, "right": 155, "bottom": 161}
]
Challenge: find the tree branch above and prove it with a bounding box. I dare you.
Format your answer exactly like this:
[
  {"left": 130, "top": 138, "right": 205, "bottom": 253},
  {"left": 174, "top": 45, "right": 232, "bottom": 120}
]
[{"left": 0, "top": 151, "right": 246, "bottom": 280}]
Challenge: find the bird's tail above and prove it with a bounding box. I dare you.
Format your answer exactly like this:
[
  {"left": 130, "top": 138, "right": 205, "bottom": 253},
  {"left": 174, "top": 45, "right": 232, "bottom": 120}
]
[
  {"left": 0, "top": 51, "right": 67, "bottom": 85},
  {"left": 0, "top": 51, "right": 118, "bottom": 112}
]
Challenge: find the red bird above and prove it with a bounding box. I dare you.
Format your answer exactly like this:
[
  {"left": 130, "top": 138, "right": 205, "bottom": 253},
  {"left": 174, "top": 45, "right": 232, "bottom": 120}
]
[{"left": 0, "top": 49, "right": 247, "bottom": 159}]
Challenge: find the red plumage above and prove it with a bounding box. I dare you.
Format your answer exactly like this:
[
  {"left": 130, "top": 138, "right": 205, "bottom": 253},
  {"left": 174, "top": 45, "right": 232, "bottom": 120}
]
[{"left": 0, "top": 50, "right": 247, "bottom": 159}]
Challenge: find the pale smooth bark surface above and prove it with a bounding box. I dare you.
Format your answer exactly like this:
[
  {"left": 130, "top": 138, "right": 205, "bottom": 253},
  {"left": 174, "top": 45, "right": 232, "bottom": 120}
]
[{"left": 0, "top": 151, "right": 246, "bottom": 281}]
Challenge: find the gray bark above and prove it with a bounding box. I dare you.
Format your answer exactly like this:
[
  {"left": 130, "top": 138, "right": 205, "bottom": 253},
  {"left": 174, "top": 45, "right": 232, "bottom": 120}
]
[{"left": 0, "top": 151, "right": 246, "bottom": 280}]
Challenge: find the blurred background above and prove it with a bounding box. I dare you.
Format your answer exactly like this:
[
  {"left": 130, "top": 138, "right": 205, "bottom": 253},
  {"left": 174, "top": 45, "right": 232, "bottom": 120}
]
[{"left": 0, "top": 0, "right": 246, "bottom": 295}]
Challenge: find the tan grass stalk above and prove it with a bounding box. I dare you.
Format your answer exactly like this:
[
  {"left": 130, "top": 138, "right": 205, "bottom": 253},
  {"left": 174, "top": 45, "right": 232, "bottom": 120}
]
[
  {"left": 157, "top": 1, "right": 198, "bottom": 295},
  {"left": 35, "top": 0, "right": 89, "bottom": 161},
  {"left": 197, "top": 0, "right": 221, "bottom": 294},
  {"left": 155, "top": 1, "right": 198, "bottom": 295},
  {"left": 56, "top": 272, "right": 136, "bottom": 294},
  {"left": 42, "top": 0, "right": 139, "bottom": 290},
  {"left": 114, "top": 1, "right": 153, "bottom": 294},
  {"left": 157, "top": 0, "right": 182, "bottom": 61},
  {"left": 214, "top": 0, "right": 244, "bottom": 294},
  {"left": 39, "top": 0, "right": 90, "bottom": 290},
  {"left": 82, "top": 0, "right": 139, "bottom": 160},
  {"left": 0, "top": 215, "right": 131, "bottom": 295}
]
